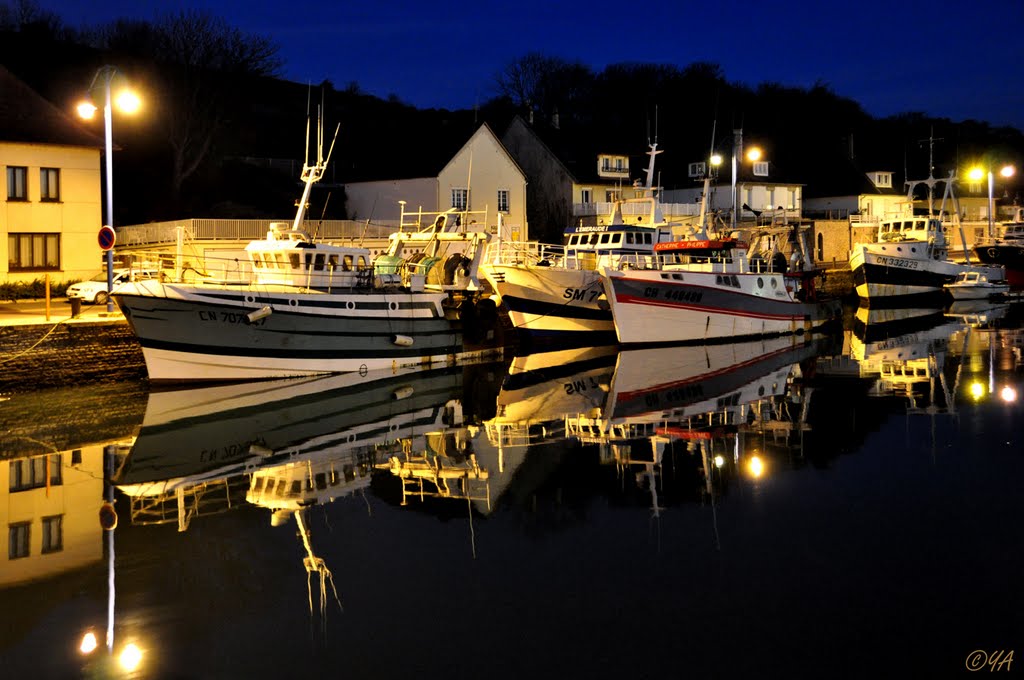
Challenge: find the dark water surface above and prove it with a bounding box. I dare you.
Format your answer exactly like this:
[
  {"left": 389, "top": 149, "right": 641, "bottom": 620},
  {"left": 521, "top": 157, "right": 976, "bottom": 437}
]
[{"left": 2, "top": 302, "right": 1023, "bottom": 679}]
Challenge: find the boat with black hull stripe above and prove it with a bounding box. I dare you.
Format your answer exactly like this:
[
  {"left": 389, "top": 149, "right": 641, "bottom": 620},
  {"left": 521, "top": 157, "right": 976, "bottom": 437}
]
[
  {"left": 114, "top": 115, "right": 498, "bottom": 382},
  {"left": 849, "top": 170, "right": 1004, "bottom": 307}
]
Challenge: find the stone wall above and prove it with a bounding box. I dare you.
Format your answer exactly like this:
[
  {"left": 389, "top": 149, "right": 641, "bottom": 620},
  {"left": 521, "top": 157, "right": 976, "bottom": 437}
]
[{"left": 0, "top": 321, "right": 146, "bottom": 393}]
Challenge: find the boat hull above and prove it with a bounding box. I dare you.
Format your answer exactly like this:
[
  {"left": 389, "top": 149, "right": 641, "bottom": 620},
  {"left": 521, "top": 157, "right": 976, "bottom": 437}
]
[
  {"left": 601, "top": 268, "right": 840, "bottom": 345},
  {"left": 973, "top": 243, "right": 1024, "bottom": 287},
  {"left": 114, "top": 281, "right": 491, "bottom": 382},
  {"left": 481, "top": 264, "right": 616, "bottom": 340},
  {"left": 850, "top": 243, "right": 1004, "bottom": 306}
]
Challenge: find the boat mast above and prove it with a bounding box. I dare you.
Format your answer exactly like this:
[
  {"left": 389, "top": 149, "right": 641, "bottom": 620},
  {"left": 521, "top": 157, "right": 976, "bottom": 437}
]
[{"left": 293, "top": 93, "right": 340, "bottom": 232}]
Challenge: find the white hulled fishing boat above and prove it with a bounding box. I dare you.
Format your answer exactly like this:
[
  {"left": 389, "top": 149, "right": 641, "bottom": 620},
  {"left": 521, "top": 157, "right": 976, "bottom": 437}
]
[
  {"left": 114, "top": 117, "right": 496, "bottom": 382},
  {"left": 600, "top": 225, "right": 841, "bottom": 345},
  {"left": 481, "top": 143, "right": 693, "bottom": 343}
]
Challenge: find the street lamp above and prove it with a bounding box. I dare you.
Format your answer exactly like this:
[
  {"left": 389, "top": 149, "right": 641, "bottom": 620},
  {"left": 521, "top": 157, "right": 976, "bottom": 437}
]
[
  {"left": 77, "top": 66, "right": 141, "bottom": 313},
  {"left": 968, "top": 163, "right": 1016, "bottom": 238},
  {"left": 729, "top": 128, "right": 765, "bottom": 230}
]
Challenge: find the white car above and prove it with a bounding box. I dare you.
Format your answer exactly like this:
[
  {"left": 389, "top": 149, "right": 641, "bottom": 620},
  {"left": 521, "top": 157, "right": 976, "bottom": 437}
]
[{"left": 67, "top": 268, "right": 160, "bottom": 304}]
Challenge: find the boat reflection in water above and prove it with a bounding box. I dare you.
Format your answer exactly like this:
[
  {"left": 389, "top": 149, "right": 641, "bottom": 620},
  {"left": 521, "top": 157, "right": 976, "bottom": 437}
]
[
  {"left": 114, "top": 364, "right": 489, "bottom": 617},
  {"left": 6, "top": 303, "right": 1024, "bottom": 678},
  {"left": 484, "top": 333, "right": 833, "bottom": 519}
]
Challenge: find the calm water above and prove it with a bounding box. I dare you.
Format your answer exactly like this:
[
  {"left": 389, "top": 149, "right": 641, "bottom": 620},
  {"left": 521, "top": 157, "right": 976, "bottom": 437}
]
[{"left": 2, "top": 302, "right": 1023, "bottom": 679}]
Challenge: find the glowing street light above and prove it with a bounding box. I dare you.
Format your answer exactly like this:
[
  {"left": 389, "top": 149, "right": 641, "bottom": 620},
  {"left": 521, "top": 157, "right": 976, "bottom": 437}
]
[
  {"left": 730, "top": 130, "right": 766, "bottom": 230},
  {"left": 968, "top": 163, "right": 1016, "bottom": 238},
  {"left": 77, "top": 66, "right": 142, "bottom": 313}
]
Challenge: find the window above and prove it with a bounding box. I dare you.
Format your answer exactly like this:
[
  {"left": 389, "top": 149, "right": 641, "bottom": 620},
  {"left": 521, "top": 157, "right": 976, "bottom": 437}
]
[
  {"left": 9, "top": 522, "right": 30, "bottom": 559},
  {"left": 451, "top": 188, "right": 468, "bottom": 211},
  {"left": 42, "top": 516, "right": 63, "bottom": 554},
  {"left": 497, "top": 189, "right": 509, "bottom": 213},
  {"left": 7, "top": 233, "right": 60, "bottom": 271},
  {"left": 580, "top": 188, "right": 592, "bottom": 204},
  {"left": 40, "top": 168, "right": 60, "bottom": 201},
  {"left": 752, "top": 162, "right": 769, "bottom": 177},
  {"left": 688, "top": 162, "right": 707, "bottom": 178},
  {"left": 601, "top": 158, "right": 610, "bottom": 171},
  {"left": 9, "top": 454, "right": 62, "bottom": 492},
  {"left": 7, "top": 166, "right": 27, "bottom": 200},
  {"left": 871, "top": 172, "right": 892, "bottom": 188}
]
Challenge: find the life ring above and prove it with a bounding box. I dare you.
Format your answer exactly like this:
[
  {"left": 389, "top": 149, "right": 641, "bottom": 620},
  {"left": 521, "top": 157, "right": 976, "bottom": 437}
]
[{"left": 988, "top": 248, "right": 998, "bottom": 258}]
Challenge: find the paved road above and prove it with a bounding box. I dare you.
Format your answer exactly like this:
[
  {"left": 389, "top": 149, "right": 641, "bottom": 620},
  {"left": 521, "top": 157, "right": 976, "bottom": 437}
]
[{"left": 0, "top": 298, "right": 125, "bottom": 326}]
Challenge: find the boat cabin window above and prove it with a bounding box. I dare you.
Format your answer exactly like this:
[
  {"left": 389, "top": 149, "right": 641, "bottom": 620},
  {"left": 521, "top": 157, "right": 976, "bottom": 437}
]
[
  {"left": 327, "top": 254, "right": 338, "bottom": 269},
  {"left": 343, "top": 254, "right": 354, "bottom": 271},
  {"left": 599, "top": 233, "right": 610, "bottom": 245},
  {"left": 358, "top": 255, "right": 368, "bottom": 269},
  {"left": 314, "top": 254, "right": 325, "bottom": 271},
  {"left": 289, "top": 253, "right": 301, "bottom": 269},
  {"left": 611, "top": 233, "right": 622, "bottom": 245},
  {"left": 275, "top": 253, "right": 287, "bottom": 268},
  {"left": 626, "top": 233, "right": 635, "bottom": 245}
]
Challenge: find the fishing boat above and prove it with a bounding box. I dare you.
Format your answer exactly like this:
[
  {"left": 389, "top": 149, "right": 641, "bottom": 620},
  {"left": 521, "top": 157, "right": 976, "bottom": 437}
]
[
  {"left": 480, "top": 143, "right": 694, "bottom": 344},
  {"left": 972, "top": 207, "right": 1024, "bottom": 287},
  {"left": 600, "top": 225, "right": 841, "bottom": 345},
  {"left": 943, "top": 270, "right": 1009, "bottom": 300},
  {"left": 849, "top": 171, "right": 1004, "bottom": 307},
  {"left": 113, "top": 117, "right": 497, "bottom": 382}
]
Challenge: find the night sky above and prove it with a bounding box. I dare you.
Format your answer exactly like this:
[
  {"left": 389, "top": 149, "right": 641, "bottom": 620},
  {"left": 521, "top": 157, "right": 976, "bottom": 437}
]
[{"left": 41, "top": 0, "right": 1024, "bottom": 131}]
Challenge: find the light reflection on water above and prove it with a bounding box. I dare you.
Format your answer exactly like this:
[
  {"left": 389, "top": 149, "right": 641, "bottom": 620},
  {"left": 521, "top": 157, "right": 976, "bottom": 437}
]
[{"left": 2, "top": 301, "right": 1022, "bottom": 678}]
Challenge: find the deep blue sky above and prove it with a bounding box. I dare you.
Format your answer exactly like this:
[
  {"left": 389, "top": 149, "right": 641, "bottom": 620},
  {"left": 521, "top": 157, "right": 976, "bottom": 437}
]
[{"left": 44, "top": 0, "right": 1024, "bottom": 131}]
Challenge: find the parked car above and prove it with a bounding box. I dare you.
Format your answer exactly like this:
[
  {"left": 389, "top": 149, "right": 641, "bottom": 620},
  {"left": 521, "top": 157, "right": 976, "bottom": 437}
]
[{"left": 66, "top": 268, "right": 160, "bottom": 304}]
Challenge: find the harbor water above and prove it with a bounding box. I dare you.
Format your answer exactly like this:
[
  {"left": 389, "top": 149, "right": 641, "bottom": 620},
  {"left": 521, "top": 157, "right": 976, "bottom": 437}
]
[{"left": 1, "top": 301, "right": 1022, "bottom": 679}]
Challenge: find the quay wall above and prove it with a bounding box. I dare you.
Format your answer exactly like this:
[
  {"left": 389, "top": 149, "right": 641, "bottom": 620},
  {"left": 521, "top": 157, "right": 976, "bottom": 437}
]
[{"left": 0, "top": 321, "right": 146, "bottom": 393}]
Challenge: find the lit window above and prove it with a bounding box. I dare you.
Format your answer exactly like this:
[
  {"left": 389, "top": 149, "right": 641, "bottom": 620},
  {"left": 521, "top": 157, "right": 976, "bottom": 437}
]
[
  {"left": 451, "top": 188, "right": 468, "bottom": 210},
  {"left": 7, "top": 166, "right": 27, "bottom": 200},
  {"left": 497, "top": 189, "right": 509, "bottom": 213},
  {"left": 7, "top": 233, "right": 60, "bottom": 271},
  {"left": 9, "top": 454, "right": 62, "bottom": 492},
  {"left": 40, "top": 168, "right": 60, "bottom": 201},
  {"left": 8, "top": 522, "right": 30, "bottom": 559},
  {"left": 42, "top": 515, "right": 63, "bottom": 554}
]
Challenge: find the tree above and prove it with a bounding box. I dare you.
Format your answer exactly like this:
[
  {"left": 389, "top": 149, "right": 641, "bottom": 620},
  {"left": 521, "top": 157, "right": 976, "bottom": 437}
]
[
  {"left": 495, "top": 52, "right": 594, "bottom": 124},
  {"left": 97, "top": 9, "right": 282, "bottom": 208}
]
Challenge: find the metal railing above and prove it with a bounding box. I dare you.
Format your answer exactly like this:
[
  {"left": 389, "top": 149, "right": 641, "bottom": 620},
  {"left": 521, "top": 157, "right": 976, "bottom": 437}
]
[{"left": 116, "top": 219, "right": 397, "bottom": 247}]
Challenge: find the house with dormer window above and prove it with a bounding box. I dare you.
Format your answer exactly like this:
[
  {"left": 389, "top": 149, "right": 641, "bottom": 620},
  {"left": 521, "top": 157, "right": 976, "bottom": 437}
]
[
  {"left": 803, "top": 165, "right": 908, "bottom": 223},
  {"left": 1, "top": 65, "right": 105, "bottom": 286},
  {"left": 500, "top": 115, "right": 700, "bottom": 243}
]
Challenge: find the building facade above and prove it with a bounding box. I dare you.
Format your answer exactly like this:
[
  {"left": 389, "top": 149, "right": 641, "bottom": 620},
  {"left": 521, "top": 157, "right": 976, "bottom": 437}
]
[{"left": 1, "top": 66, "right": 104, "bottom": 286}]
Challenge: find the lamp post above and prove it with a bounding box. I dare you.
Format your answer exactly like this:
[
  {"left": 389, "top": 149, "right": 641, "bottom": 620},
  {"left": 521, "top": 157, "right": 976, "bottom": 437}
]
[
  {"left": 968, "top": 163, "right": 1016, "bottom": 239},
  {"left": 729, "top": 129, "right": 764, "bottom": 231},
  {"left": 77, "top": 66, "right": 140, "bottom": 313}
]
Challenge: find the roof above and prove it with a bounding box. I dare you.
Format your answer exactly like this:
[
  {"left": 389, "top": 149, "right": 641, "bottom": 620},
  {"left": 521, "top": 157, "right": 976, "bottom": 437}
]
[
  {"left": 505, "top": 114, "right": 651, "bottom": 186},
  {"left": 802, "top": 153, "right": 904, "bottom": 199},
  {"left": 0, "top": 64, "right": 103, "bottom": 148}
]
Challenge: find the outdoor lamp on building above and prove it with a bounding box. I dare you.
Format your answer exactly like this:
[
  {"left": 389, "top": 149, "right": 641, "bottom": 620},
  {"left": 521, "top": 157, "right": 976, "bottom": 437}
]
[
  {"left": 967, "top": 163, "right": 1015, "bottom": 238},
  {"left": 76, "top": 66, "right": 142, "bottom": 314}
]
